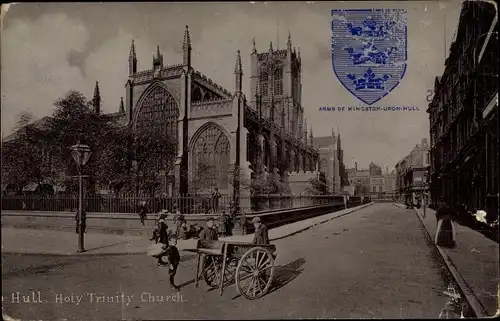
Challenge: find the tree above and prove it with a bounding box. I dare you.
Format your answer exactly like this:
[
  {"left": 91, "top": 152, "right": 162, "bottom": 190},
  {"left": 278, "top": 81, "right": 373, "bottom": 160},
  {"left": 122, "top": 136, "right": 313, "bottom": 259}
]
[
  {"left": 339, "top": 162, "right": 349, "bottom": 186},
  {"left": 306, "top": 175, "right": 329, "bottom": 195},
  {"left": 127, "top": 125, "right": 177, "bottom": 196},
  {"left": 44, "top": 90, "right": 127, "bottom": 194},
  {"left": 1, "top": 113, "right": 52, "bottom": 193},
  {"left": 354, "top": 182, "right": 368, "bottom": 196}
]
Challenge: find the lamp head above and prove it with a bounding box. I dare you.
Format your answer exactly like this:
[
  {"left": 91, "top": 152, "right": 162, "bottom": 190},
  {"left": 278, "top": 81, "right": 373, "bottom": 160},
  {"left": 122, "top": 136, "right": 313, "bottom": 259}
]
[{"left": 70, "top": 143, "right": 92, "bottom": 167}]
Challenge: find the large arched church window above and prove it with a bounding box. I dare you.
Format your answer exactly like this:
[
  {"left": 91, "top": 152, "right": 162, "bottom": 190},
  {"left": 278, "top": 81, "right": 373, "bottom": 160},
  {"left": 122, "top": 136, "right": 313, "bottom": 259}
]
[
  {"left": 135, "top": 85, "right": 179, "bottom": 143},
  {"left": 192, "top": 87, "right": 202, "bottom": 102},
  {"left": 274, "top": 67, "right": 283, "bottom": 96},
  {"left": 191, "top": 124, "right": 230, "bottom": 190},
  {"left": 203, "top": 92, "right": 211, "bottom": 101},
  {"left": 260, "top": 70, "right": 269, "bottom": 97}
]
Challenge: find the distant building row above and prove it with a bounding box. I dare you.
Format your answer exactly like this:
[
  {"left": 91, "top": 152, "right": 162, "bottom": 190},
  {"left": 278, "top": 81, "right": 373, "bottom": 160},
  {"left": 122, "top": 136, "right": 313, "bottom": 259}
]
[
  {"left": 346, "top": 162, "right": 396, "bottom": 198},
  {"left": 395, "top": 138, "right": 430, "bottom": 204}
]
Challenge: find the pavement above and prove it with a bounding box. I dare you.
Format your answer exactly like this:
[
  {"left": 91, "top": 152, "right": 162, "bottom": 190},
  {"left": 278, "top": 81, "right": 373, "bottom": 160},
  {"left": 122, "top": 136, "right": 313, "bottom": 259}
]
[
  {"left": 1, "top": 203, "right": 373, "bottom": 256},
  {"left": 2, "top": 203, "right": 464, "bottom": 319},
  {"left": 394, "top": 202, "right": 499, "bottom": 317}
]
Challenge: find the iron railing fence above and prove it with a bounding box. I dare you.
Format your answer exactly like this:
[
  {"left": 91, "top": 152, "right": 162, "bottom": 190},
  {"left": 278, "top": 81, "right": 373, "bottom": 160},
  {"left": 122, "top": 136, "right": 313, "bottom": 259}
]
[{"left": 1, "top": 194, "right": 368, "bottom": 214}]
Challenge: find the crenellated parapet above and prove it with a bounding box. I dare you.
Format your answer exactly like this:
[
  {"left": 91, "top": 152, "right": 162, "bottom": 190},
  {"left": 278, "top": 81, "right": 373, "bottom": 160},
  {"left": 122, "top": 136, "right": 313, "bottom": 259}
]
[
  {"left": 191, "top": 98, "right": 232, "bottom": 112},
  {"left": 132, "top": 65, "right": 184, "bottom": 83}
]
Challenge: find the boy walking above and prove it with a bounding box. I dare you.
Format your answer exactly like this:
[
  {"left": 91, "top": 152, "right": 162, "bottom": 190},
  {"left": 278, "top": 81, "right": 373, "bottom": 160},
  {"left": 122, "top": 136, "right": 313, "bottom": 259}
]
[{"left": 156, "top": 232, "right": 181, "bottom": 291}]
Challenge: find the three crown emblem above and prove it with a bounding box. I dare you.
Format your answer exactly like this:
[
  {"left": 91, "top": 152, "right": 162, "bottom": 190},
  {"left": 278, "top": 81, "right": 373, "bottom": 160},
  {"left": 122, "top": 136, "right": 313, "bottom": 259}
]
[{"left": 347, "top": 68, "right": 391, "bottom": 90}]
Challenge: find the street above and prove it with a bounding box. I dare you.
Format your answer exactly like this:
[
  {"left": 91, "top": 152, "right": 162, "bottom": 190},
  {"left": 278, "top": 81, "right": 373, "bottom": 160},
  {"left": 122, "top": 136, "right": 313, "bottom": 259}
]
[{"left": 2, "top": 203, "right": 460, "bottom": 319}]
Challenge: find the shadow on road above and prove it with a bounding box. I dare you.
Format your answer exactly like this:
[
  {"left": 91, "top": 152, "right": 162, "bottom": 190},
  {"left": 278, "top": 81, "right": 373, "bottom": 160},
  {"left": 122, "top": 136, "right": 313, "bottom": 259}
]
[
  {"left": 85, "top": 240, "right": 134, "bottom": 252},
  {"left": 268, "top": 258, "right": 306, "bottom": 293},
  {"left": 1, "top": 254, "right": 90, "bottom": 279},
  {"left": 230, "top": 257, "right": 306, "bottom": 300}
]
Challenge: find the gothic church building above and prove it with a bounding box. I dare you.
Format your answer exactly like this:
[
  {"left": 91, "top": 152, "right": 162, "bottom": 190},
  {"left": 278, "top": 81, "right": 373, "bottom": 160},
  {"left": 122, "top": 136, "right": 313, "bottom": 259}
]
[{"left": 109, "top": 26, "right": 321, "bottom": 200}]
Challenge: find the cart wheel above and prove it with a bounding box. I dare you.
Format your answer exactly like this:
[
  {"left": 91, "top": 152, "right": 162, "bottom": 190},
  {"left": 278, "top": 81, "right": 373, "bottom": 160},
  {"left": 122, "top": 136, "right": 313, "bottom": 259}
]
[
  {"left": 202, "top": 256, "right": 238, "bottom": 288},
  {"left": 235, "top": 247, "right": 275, "bottom": 300}
]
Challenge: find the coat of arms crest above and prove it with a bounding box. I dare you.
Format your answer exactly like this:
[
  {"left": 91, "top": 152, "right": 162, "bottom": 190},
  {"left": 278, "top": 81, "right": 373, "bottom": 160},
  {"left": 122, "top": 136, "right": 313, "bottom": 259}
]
[{"left": 331, "top": 9, "right": 408, "bottom": 105}]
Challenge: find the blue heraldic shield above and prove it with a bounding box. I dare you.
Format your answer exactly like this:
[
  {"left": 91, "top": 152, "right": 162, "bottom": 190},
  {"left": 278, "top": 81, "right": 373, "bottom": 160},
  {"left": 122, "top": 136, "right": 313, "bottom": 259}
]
[{"left": 331, "top": 9, "right": 408, "bottom": 105}]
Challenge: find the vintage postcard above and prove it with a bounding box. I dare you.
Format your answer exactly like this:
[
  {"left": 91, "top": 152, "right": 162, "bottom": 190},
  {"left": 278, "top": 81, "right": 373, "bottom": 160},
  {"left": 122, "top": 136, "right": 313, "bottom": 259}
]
[{"left": 1, "top": 1, "right": 498, "bottom": 319}]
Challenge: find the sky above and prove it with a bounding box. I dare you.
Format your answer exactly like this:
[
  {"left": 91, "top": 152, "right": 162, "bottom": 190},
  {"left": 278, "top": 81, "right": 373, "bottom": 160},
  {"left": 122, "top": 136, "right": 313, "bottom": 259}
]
[{"left": 1, "top": 1, "right": 463, "bottom": 170}]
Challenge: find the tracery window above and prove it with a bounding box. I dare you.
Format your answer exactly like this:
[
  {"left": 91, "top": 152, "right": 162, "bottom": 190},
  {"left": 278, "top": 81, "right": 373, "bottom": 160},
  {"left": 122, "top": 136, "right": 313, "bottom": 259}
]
[
  {"left": 260, "top": 71, "right": 269, "bottom": 97},
  {"left": 203, "top": 92, "right": 211, "bottom": 101},
  {"left": 135, "top": 85, "right": 178, "bottom": 141},
  {"left": 274, "top": 67, "right": 283, "bottom": 96},
  {"left": 190, "top": 124, "right": 230, "bottom": 190}
]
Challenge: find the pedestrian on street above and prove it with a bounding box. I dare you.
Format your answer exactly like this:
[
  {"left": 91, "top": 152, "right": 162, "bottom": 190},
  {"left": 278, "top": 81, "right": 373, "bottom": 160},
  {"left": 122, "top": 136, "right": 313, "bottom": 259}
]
[
  {"left": 156, "top": 231, "right": 181, "bottom": 292},
  {"left": 218, "top": 211, "right": 228, "bottom": 237},
  {"left": 75, "top": 208, "right": 87, "bottom": 234},
  {"left": 157, "top": 209, "right": 169, "bottom": 222},
  {"left": 177, "top": 220, "right": 189, "bottom": 240},
  {"left": 211, "top": 188, "right": 221, "bottom": 214},
  {"left": 198, "top": 217, "right": 218, "bottom": 241},
  {"left": 157, "top": 219, "right": 169, "bottom": 246},
  {"left": 138, "top": 200, "right": 148, "bottom": 226},
  {"left": 252, "top": 217, "right": 269, "bottom": 245},
  {"left": 435, "top": 198, "right": 456, "bottom": 248}
]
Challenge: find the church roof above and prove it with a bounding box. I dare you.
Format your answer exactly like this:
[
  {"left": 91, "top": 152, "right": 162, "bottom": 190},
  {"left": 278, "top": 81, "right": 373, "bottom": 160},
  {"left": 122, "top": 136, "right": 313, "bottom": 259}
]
[{"left": 192, "top": 70, "right": 232, "bottom": 98}]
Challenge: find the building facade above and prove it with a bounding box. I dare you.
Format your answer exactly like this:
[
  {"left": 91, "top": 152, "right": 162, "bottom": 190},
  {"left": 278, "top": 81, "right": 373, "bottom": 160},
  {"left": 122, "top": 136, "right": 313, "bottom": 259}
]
[
  {"left": 117, "top": 27, "right": 320, "bottom": 200},
  {"left": 427, "top": 0, "right": 498, "bottom": 219},
  {"left": 395, "top": 138, "right": 430, "bottom": 203},
  {"left": 313, "top": 128, "right": 346, "bottom": 195},
  {"left": 346, "top": 162, "right": 395, "bottom": 198}
]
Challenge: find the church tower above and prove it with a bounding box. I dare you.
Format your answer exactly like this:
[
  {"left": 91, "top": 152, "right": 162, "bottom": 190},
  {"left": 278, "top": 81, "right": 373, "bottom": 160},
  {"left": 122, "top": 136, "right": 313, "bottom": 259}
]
[{"left": 249, "top": 32, "right": 304, "bottom": 138}]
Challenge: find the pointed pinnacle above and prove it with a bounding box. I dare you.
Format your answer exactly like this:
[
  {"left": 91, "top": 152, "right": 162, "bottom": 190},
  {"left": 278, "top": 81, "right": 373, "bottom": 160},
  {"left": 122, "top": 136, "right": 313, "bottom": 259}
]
[
  {"left": 183, "top": 25, "right": 191, "bottom": 49},
  {"left": 129, "top": 40, "right": 136, "bottom": 59},
  {"left": 288, "top": 31, "right": 292, "bottom": 43},
  {"left": 234, "top": 50, "right": 242, "bottom": 73},
  {"left": 252, "top": 37, "right": 257, "bottom": 53},
  {"left": 269, "top": 41, "right": 273, "bottom": 51},
  {"left": 93, "top": 81, "right": 100, "bottom": 96}
]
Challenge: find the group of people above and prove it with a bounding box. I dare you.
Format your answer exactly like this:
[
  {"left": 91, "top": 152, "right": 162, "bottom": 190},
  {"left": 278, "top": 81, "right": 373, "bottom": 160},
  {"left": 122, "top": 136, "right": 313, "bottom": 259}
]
[{"left": 196, "top": 215, "right": 269, "bottom": 245}]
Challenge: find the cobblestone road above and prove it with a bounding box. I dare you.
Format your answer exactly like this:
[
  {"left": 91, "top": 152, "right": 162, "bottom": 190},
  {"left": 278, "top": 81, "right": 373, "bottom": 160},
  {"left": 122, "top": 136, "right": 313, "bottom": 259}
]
[{"left": 2, "top": 203, "right": 460, "bottom": 320}]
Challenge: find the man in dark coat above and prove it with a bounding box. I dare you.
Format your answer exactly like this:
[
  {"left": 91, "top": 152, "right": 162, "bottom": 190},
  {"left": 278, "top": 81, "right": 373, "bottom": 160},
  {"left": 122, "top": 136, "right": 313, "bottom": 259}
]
[
  {"left": 211, "top": 188, "right": 222, "bottom": 214},
  {"left": 252, "top": 217, "right": 269, "bottom": 245},
  {"left": 158, "top": 219, "right": 169, "bottom": 245},
  {"left": 199, "top": 217, "right": 218, "bottom": 241}
]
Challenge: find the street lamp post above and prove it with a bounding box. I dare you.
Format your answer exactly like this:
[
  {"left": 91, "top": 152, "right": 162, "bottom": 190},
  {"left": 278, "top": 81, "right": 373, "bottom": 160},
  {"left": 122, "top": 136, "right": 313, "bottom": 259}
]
[{"left": 70, "top": 143, "right": 92, "bottom": 253}]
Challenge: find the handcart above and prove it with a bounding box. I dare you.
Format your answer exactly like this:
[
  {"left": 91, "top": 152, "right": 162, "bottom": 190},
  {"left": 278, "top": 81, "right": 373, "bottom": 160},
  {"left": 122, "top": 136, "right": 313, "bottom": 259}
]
[{"left": 192, "top": 239, "right": 276, "bottom": 300}]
